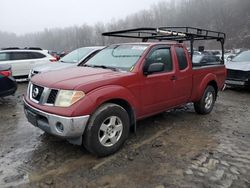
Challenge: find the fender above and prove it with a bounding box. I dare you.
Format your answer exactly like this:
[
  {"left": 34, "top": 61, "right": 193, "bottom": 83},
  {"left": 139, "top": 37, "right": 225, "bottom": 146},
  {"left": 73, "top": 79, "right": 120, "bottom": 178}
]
[
  {"left": 71, "top": 85, "right": 140, "bottom": 117},
  {"left": 193, "top": 73, "right": 218, "bottom": 101}
]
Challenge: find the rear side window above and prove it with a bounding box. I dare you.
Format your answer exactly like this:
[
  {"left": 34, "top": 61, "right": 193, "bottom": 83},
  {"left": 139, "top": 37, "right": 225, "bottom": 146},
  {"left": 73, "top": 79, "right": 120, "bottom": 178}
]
[
  {"left": 10, "top": 52, "right": 30, "bottom": 60},
  {"left": 29, "top": 52, "right": 46, "bottom": 59},
  {"left": 175, "top": 47, "right": 188, "bottom": 70},
  {"left": 202, "top": 56, "right": 220, "bottom": 64},
  {"left": 0, "top": 52, "right": 11, "bottom": 61},
  {"left": 201, "top": 56, "right": 210, "bottom": 63},
  {"left": 145, "top": 48, "right": 172, "bottom": 72},
  {"left": 209, "top": 56, "right": 220, "bottom": 63}
]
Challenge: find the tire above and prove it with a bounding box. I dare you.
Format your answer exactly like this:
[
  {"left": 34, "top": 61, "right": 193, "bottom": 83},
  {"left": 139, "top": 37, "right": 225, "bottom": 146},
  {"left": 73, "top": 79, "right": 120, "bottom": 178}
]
[
  {"left": 83, "top": 103, "right": 130, "bottom": 157},
  {"left": 194, "top": 85, "right": 216, "bottom": 115}
]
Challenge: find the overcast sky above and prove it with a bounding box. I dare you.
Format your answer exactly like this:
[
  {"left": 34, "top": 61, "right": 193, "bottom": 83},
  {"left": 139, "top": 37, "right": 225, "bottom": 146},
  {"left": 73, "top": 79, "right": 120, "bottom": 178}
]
[{"left": 0, "top": 0, "right": 165, "bottom": 35}]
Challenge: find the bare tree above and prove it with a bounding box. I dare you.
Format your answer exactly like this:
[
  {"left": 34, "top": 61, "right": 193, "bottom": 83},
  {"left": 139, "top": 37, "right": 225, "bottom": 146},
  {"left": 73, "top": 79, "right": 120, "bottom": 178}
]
[{"left": 0, "top": 0, "right": 249, "bottom": 50}]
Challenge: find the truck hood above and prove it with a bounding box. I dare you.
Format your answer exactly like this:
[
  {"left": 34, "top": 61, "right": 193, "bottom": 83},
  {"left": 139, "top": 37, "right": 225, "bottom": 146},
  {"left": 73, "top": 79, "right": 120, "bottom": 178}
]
[
  {"left": 226, "top": 61, "right": 250, "bottom": 71},
  {"left": 31, "top": 67, "right": 130, "bottom": 92},
  {"left": 34, "top": 62, "right": 76, "bottom": 73}
]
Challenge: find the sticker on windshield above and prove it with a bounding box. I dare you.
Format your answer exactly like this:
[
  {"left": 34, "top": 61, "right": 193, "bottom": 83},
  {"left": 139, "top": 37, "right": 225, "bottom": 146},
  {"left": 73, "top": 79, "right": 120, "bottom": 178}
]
[{"left": 131, "top": 46, "right": 147, "bottom": 51}]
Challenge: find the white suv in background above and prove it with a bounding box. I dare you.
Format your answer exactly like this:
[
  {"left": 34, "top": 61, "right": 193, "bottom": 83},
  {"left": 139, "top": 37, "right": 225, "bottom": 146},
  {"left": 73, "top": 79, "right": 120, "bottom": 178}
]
[{"left": 0, "top": 48, "right": 56, "bottom": 78}]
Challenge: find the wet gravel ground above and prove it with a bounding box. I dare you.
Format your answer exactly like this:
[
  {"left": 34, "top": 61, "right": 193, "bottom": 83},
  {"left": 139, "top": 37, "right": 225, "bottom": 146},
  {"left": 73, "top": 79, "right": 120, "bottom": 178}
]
[{"left": 0, "top": 83, "right": 250, "bottom": 188}]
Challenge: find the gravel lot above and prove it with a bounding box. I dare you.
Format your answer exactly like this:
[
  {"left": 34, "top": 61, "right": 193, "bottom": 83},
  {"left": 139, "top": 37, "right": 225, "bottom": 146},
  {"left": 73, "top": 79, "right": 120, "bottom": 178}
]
[{"left": 0, "top": 83, "right": 249, "bottom": 188}]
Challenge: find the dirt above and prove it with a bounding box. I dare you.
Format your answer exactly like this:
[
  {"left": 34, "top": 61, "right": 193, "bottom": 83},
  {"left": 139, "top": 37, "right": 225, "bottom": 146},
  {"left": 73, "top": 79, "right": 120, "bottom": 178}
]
[{"left": 0, "top": 83, "right": 250, "bottom": 188}]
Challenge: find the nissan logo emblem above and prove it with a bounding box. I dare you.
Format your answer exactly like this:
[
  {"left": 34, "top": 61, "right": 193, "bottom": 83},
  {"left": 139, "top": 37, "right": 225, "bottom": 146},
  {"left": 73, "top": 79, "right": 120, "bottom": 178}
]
[{"left": 32, "top": 88, "right": 39, "bottom": 98}]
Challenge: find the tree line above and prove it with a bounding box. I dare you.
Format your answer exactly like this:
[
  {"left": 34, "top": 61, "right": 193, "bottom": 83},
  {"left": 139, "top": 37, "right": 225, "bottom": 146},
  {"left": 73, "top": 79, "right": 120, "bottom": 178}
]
[{"left": 0, "top": 0, "right": 249, "bottom": 52}]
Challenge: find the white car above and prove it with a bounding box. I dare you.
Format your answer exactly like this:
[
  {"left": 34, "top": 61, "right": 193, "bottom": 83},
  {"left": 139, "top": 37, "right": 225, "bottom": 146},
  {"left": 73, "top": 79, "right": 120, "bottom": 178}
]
[
  {"left": 225, "top": 50, "right": 250, "bottom": 88},
  {"left": 29, "top": 46, "right": 104, "bottom": 79},
  {"left": 0, "top": 48, "right": 56, "bottom": 78}
]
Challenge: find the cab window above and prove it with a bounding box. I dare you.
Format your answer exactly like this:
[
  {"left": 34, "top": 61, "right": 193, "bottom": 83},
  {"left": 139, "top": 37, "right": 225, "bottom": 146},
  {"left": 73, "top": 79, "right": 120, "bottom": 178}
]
[
  {"left": 175, "top": 47, "right": 188, "bottom": 70},
  {"left": 144, "top": 48, "right": 172, "bottom": 73}
]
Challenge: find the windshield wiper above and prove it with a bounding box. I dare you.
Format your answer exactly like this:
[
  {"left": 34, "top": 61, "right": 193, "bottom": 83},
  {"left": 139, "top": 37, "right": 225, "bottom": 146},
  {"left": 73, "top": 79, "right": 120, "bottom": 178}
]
[
  {"left": 60, "top": 60, "right": 71, "bottom": 63},
  {"left": 84, "top": 64, "right": 119, "bottom": 71}
]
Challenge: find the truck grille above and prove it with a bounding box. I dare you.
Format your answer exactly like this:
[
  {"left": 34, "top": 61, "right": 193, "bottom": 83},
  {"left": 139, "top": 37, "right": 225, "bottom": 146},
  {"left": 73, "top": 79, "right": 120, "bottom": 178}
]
[
  {"left": 31, "top": 84, "right": 44, "bottom": 102},
  {"left": 47, "top": 89, "right": 58, "bottom": 104},
  {"left": 29, "top": 83, "right": 58, "bottom": 105},
  {"left": 227, "top": 69, "right": 250, "bottom": 80}
]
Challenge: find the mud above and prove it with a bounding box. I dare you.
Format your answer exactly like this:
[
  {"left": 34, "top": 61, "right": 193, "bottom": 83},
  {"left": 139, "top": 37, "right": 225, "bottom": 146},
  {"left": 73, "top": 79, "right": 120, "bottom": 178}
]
[{"left": 0, "top": 83, "right": 250, "bottom": 188}]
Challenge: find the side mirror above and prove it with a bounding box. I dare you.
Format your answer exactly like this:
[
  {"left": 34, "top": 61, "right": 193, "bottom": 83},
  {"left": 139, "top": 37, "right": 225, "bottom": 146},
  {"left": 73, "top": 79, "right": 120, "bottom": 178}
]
[{"left": 145, "top": 63, "right": 164, "bottom": 75}]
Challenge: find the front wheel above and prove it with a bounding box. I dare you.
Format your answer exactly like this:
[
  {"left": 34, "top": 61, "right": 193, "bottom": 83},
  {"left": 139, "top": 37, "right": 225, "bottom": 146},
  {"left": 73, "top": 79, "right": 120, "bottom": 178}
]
[
  {"left": 83, "top": 103, "right": 130, "bottom": 157},
  {"left": 194, "top": 86, "right": 216, "bottom": 115}
]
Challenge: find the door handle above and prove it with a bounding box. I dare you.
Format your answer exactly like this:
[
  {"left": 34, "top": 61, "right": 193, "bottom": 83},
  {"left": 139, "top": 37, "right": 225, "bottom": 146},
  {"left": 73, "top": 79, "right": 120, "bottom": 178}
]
[{"left": 170, "top": 75, "right": 177, "bottom": 81}]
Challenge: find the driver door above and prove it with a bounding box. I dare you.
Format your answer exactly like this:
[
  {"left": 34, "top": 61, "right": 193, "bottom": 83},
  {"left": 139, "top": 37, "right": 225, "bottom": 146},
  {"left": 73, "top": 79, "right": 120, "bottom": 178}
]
[{"left": 141, "top": 46, "right": 176, "bottom": 115}]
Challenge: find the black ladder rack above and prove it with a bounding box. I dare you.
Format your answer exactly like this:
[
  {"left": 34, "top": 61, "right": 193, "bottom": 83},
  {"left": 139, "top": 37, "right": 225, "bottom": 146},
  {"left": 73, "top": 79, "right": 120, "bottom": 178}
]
[
  {"left": 102, "top": 27, "right": 226, "bottom": 62},
  {"left": 102, "top": 27, "right": 225, "bottom": 42}
]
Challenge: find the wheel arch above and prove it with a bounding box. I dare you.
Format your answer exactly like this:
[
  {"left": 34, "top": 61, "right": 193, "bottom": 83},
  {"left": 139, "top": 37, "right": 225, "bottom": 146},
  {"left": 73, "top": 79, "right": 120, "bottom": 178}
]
[
  {"left": 195, "top": 73, "right": 218, "bottom": 101},
  {"left": 100, "top": 98, "right": 136, "bottom": 133},
  {"left": 207, "top": 80, "right": 218, "bottom": 99},
  {"left": 79, "top": 85, "right": 139, "bottom": 132}
]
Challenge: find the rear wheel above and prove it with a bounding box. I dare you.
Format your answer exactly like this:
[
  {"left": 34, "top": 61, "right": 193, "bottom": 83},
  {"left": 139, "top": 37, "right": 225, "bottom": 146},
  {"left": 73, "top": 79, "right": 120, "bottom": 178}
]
[
  {"left": 83, "top": 103, "right": 130, "bottom": 157},
  {"left": 194, "top": 85, "right": 216, "bottom": 115}
]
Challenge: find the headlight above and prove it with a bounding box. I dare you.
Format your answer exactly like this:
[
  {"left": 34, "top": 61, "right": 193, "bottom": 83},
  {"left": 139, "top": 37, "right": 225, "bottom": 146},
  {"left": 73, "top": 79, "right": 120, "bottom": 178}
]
[{"left": 55, "top": 90, "right": 85, "bottom": 107}]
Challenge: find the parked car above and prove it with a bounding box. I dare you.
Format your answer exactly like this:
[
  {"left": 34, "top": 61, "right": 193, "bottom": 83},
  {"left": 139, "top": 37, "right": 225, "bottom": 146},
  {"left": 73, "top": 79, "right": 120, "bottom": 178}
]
[
  {"left": 224, "top": 53, "right": 236, "bottom": 62},
  {"left": 59, "top": 51, "right": 68, "bottom": 58},
  {"left": 29, "top": 46, "right": 104, "bottom": 79},
  {"left": 193, "top": 51, "right": 202, "bottom": 55},
  {"left": 0, "top": 48, "right": 57, "bottom": 78},
  {"left": 188, "top": 50, "right": 201, "bottom": 56},
  {"left": 23, "top": 27, "right": 226, "bottom": 157},
  {"left": 225, "top": 50, "right": 250, "bottom": 88},
  {"left": 48, "top": 50, "right": 60, "bottom": 61},
  {"left": 210, "top": 50, "right": 221, "bottom": 56},
  {"left": 192, "top": 54, "right": 221, "bottom": 66},
  {"left": 0, "top": 65, "right": 17, "bottom": 97}
]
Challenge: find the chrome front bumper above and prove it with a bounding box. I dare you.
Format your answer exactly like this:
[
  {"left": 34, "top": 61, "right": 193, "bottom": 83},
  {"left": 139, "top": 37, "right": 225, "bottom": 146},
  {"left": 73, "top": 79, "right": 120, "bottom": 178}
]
[{"left": 23, "top": 99, "right": 89, "bottom": 145}]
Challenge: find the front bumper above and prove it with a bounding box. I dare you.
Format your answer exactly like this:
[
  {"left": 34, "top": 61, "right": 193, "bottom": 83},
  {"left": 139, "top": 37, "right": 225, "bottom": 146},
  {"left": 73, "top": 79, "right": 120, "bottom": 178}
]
[
  {"left": 23, "top": 99, "right": 89, "bottom": 145},
  {"left": 225, "top": 79, "right": 250, "bottom": 87}
]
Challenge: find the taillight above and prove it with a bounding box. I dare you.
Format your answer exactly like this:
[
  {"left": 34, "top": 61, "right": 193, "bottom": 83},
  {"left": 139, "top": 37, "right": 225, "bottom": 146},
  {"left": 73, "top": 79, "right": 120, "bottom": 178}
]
[
  {"left": 0, "top": 70, "right": 11, "bottom": 77},
  {"left": 50, "top": 58, "right": 57, "bottom": 62}
]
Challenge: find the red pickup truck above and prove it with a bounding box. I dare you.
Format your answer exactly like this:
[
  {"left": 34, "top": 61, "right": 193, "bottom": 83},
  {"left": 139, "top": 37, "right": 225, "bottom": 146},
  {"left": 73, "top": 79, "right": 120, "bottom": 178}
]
[{"left": 24, "top": 27, "right": 226, "bottom": 156}]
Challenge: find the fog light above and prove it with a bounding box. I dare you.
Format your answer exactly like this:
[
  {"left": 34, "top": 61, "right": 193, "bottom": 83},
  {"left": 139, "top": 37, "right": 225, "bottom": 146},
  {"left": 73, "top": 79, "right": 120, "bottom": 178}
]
[{"left": 56, "top": 122, "right": 64, "bottom": 133}]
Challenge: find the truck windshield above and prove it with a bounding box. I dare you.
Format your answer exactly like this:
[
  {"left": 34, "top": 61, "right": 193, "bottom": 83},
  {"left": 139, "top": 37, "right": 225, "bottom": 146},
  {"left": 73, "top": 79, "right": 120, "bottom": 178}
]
[
  {"left": 85, "top": 44, "right": 148, "bottom": 71},
  {"left": 60, "top": 48, "right": 94, "bottom": 63},
  {"left": 232, "top": 51, "right": 250, "bottom": 62}
]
